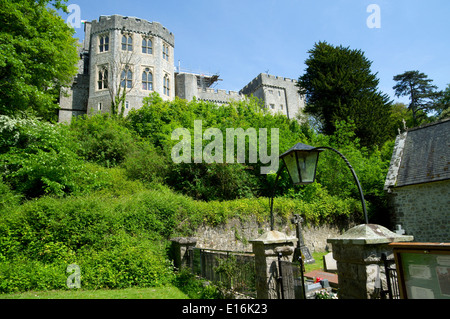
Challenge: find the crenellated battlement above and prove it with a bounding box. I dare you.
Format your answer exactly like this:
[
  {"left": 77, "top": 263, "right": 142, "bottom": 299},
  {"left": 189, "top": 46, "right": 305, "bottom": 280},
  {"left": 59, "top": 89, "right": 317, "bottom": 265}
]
[
  {"left": 240, "top": 73, "right": 297, "bottom": 95},
  {"left": 90, "top": 15, "right": 174, "bottom": 47},
  {"left": 197, "top": 88, "right": 245, "bottom": 105}
]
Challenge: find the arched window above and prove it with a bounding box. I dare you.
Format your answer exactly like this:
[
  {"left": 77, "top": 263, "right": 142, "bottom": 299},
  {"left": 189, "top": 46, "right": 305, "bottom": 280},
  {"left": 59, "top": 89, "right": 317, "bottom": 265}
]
[
  {"left": 142, "top": 38, "right": 152, "bottom": 54},
  {"left": 121, "top": 66, "right": 133, "bottom": 89},
  {"left": 122, "top": 35, "right": 133, "bottom": 51},
  {"left": 142, "top": 68, "right": 153, "bottom": 91},
  {"left": 164, "top": 74, "right": 170, "bottom": 96},
  {"left": 98, "top": 67, "right": 108, "bottom": 90}
]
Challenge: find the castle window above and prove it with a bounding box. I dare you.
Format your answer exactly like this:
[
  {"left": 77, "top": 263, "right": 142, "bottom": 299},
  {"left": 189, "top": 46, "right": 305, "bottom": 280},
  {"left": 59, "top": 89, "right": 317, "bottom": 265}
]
[
  {"left": 125, "top": 101, "right": 129, "bottom": 109},
  {"left": 120, "top": 66, "right": 133, "bottom": 89},
  {"left": 97, "top": 67, "right": 108, "bottom": 90},
  {"left": 142, "top": 38, "right": 152, "bottom": 54},
  {"left": 163, "top": 74, "right": 170, "bottom": 96},
  {"left": 163, "top": 44, "right": 169, "bottom": 61},
  {"left": 142, "top": 68, "right": 153, "bottom": 91},
  {"left": 99, "top": 35, "right": 109, "bottom": 52},
  {"left": 98, "top": 103, "right": 102, "bottom": 111},
  {"left": 122, "top": 35, "right": 133, "bottom": 51}
]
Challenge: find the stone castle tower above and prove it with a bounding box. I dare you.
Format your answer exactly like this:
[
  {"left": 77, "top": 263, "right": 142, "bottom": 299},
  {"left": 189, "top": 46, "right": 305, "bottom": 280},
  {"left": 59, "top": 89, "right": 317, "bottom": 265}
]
[{"left": 59, "top": 15, "right": 304, "bottom": 122}]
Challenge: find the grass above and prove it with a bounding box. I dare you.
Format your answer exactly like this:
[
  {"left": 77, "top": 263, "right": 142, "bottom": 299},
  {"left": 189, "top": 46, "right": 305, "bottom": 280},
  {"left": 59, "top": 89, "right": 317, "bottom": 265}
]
[
  {"left": 0, "top": 252, "right": 330, "bottom": 300},
  {"left": 0, "top": 285, "right": 188, "bottom": 299},
  {"left": 304, "top": 251, "right": 329, "bottom": 273}
]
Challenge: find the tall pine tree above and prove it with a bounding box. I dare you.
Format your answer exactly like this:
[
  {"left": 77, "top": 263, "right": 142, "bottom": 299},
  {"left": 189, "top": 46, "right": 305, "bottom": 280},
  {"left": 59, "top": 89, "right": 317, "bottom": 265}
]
[{"left": 298, "top": 41, "right": 393, "bottom": 147}]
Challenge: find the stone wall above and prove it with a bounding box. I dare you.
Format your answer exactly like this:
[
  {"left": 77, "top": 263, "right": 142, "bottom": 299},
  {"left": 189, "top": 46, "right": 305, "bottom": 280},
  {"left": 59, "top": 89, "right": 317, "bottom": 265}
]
[
  {"left": 240, "top": 73, "right": 305, "bottom": 119},
  {"left": 192, "top": 217, "right": 344, "bottom": 252},
  {"left": 387, "top": 179, "right": 450, "bottom": 242}
]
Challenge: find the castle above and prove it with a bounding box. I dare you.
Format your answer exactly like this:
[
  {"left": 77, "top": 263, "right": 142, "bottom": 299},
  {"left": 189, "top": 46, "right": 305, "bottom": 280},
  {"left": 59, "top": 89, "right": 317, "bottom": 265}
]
[{"left": 58, "top": 15, "right": 305, "bottom": 123}]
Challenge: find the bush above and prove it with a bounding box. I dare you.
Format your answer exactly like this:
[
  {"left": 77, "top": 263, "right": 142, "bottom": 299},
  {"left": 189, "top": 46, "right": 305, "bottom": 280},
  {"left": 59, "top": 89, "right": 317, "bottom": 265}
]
[
  {"left": 121, "top": 140, "right": 168, "bottom": 185},
  {"left": 174, "top": 269, "right": 222, "bottom": 299},
  {"left": 0, "top": 115, "right": 112, "bottom": 198},
  {"left": 0, "top": 258, "right": 67, "bottom": 293},
  {"left": 126, "top": 94, "right": 308, "bottom": 200},
  {"left": 0, "top": 192, "right": 177, "bottom": 293},
  {"left": 76, "top": 237, "right": 175, "bottom": 290},
  {"left": 69, "top": 113, "right": 137, "bottom": 168}
]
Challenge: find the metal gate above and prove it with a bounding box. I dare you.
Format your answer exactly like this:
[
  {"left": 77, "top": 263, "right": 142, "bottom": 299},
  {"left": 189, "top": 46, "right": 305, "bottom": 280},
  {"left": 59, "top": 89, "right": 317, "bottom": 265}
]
[
  {"left": 380, "top": 253, "right": 400, "bottom": 299},
  {"left": 278, "top": 254, "right": 306, "bottom": 299}
]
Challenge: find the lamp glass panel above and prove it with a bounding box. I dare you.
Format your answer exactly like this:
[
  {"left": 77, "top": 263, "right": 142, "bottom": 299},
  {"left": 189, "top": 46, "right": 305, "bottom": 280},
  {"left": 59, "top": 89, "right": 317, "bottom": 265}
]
[
  {"left": 297, "top": 151, "right": 319, "bottom": 184},
  {"left": 283, "top": 152, "right": 300, "bottom": 184}
]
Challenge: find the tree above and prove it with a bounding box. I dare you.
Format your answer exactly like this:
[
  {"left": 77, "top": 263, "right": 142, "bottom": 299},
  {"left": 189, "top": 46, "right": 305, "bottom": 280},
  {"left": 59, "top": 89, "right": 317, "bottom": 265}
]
[
  {"left": 434, "top": 84, "right": 450, "bottom": 120},
  {"left": 107, "top": 51, "right": 141, "bottom": 117},
  {"left": 297, "top": 41, "right": 393, "bottom": 147},
  {"left": 392, "top": 70, "right": 440, "bottom": 126},
  {"left": 0, "top": 0, "right": 78, "bottom": 122}
]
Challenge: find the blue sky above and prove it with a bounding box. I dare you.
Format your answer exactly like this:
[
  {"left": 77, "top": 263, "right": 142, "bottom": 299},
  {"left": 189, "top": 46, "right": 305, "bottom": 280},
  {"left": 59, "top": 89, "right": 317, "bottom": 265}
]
[{"left": 62, "top": 0, "right": 449, "bottom": 103}]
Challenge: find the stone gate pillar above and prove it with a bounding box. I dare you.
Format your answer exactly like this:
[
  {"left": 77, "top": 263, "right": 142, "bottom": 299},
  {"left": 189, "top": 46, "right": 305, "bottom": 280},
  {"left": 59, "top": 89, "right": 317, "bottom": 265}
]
[
  {"left": 170, "top": 237, "right": 197, "bottom": 270},
  {"left": 250, "top": 231, "right": 297, "bottom": 299},
  {"left": 327, "top": 224, "right": 413, "bottom": 299}
]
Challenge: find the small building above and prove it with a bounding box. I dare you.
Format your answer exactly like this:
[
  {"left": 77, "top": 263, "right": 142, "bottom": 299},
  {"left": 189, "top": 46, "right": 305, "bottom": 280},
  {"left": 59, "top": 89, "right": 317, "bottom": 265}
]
[{"left": 384, "top": 118, "right": 450, "bottom": 242}]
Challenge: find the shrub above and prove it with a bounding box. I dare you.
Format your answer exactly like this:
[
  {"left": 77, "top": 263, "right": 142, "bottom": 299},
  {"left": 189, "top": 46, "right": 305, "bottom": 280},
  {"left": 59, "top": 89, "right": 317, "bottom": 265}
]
[
  {"left": 174, "top": 269, "right": 222, "bottom": 299},
  {"left": 76, "top": 237, "right": 175, "bottom": 290},
  {"left": 121, "top": 140, "right": 168, "bottom": 185},
  {"left": 69, "top": 113, "right": 137, "bottom": 168},
  {"left": 0, "top": 258, "right": 67, "bottom": 293},
  {"left": 0, "top": 115, "right": 112, "bottom": 198}
]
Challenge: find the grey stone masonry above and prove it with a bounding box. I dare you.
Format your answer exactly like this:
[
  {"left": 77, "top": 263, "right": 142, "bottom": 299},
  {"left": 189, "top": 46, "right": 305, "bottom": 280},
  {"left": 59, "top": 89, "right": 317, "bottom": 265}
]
[
  {"left": 59, "top": 15, "right": 175, "bottom": 122},
  {"left": 249, "top": 231, "right": 297, "bottom": 299},
  {"left": 240, "top": 73, "right": 305, "bottom": 120},
  {"left": 327, "top": 224, "right": 413, "bottom": 299},
  {"left": 384, "top": 119, "right": 450, "bottom": 242},
  {"left": 170, "top": 237, "right": 197, "bottom": 270},
  {"left": 58, "top": 15, "right": 305, "bottom": 123}
]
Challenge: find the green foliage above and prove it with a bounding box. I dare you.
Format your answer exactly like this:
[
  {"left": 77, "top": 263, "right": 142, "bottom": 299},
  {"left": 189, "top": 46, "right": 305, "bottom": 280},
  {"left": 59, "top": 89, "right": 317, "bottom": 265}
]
[
  {"left": 0, "top": 259, "right": 67, "bottom": 293},
  {"left": 0, "top": 93, "right": 394, "bottom": 294},
  {"left": 0, "top": 0, "right": 78, "bottom": 122},
  {"left": 0, "top": 177, "right": 21, "bottom": 211},
  {"left": 77, "top": 238, "right": 175, "bottom": 290},
  {"left": 298, "top": 41, "right": 393, "bottom": 147},
  {"left": 0, "top": 178, "right": 361, "bottom": 293},
  {"left": 127, "top": 94, "right": 307, "bottom": 200},
  {"left": 0, "top": 115, "right": 113, "bottom": 198},
  {"left": 69, "top": 113, "right": 136, "bottom": 168},
  {"left": 393, "top": 70, "right": 441, "bottom": 127},
  {"left": 173, "top": 269, "right": 222, "bottom": 299},
  {"left": 70, "top": 113, "right": 167, "bottom": 186},
  {"left": 121, "top": 140, "right": 168, "bottom": 185},
  {"left": 306, "top": 120, "right": 392, "bottom": 221},
  {"left": 167, "top": 162, "right": 258, "bottom": 201}
]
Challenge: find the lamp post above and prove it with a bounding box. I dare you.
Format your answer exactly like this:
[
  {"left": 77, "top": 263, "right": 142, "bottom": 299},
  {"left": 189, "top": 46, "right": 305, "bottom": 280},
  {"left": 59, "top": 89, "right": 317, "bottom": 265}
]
[{"left": 269, "top": 143, "right": 368, "bottom": 231}]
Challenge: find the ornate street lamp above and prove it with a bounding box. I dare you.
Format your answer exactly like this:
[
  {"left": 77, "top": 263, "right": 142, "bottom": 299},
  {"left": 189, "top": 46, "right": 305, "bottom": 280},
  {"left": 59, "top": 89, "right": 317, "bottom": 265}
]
[{"left": 269, "top": 142, "right": 368, "bottom": 231}]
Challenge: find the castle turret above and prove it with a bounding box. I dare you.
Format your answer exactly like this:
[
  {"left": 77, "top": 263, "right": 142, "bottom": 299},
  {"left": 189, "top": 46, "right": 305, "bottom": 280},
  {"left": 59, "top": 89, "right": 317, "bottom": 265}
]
[{"left": 59, "top": 15, "right": 175, "bottom": 122}]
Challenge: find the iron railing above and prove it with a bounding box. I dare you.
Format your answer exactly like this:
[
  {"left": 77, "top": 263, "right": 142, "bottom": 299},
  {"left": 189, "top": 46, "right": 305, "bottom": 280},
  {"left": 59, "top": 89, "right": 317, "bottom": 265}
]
[
  {"left": 188, "top": 247, "right": 256, "bottom": 298},
  {"left": 380, "top": 253, "right": 400, "bottom": 299}
]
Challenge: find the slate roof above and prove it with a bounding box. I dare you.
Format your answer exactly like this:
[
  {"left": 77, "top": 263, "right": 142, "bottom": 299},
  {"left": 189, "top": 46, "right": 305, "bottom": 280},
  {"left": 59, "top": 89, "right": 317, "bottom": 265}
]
[{"left": 394, "top": 118, "right": 450, "bottom": 187}]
